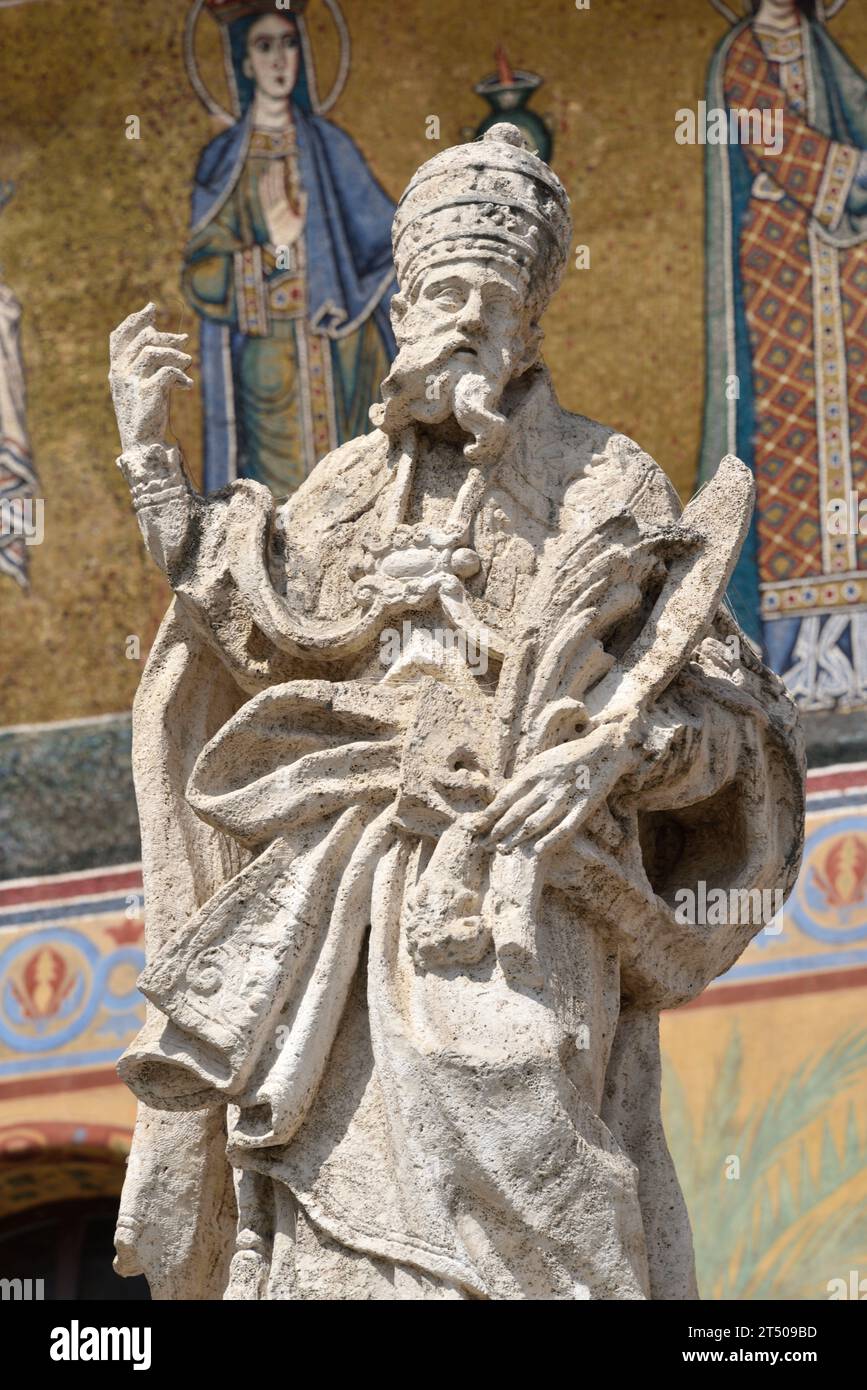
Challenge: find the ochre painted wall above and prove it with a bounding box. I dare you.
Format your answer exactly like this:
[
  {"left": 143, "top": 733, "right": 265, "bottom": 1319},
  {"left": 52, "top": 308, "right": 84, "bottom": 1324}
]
[{"left": 1, "top": 0, "right": 866, "bottom": 724}]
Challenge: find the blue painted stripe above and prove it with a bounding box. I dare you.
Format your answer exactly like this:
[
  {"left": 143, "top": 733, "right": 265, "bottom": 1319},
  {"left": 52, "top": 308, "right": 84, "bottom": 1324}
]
[
  {"left": 721, "top": 947, "right": 867, "bottom": 983},
  {"left": 805, "top": 794, "right": 867, "bottom": 812},
  {"left": 0, "top": 895, "right": 139, "bottom": 928},
  {"left": 0, "top": 1048, "right": 124, "bottom": 1078}
]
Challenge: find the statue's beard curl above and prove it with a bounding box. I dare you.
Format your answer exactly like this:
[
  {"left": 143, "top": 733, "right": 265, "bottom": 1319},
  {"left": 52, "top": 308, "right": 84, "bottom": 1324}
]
[{"left": 371, "top": 337, "right": 514, "bottom": 464}]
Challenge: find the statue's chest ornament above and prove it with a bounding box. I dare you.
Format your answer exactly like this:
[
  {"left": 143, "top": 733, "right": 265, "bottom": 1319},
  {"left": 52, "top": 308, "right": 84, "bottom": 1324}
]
[
  {"left": 351, "top": 522, "right": 481, "bottom": 594},
  {"left": 348, "top": 438, "right": 510, "bottom": 661}
]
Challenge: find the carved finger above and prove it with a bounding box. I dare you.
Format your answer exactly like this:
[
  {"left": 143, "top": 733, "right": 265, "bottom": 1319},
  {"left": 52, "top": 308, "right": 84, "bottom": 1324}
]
[
  {"left": 534, "top": 800, "right": 588, "bottom": 855},
  {"left": 499, "top": 796, "right": 570, "bottom": 852},
  {"left": 476, "top": 776, "right": 534, "bottom": 835},
  {"left": 148, "top": 365, "right": 194, "bottom": 392},
  {"left": 128, "top": 327, "right": 187, "bottom": 363},
  {"left": 121, "top": 325, "right": 157, "bottom": 363},
  {"left": 110, "top": 302, "right": 156, "bottom": 356},
  {"left": 134, "top": 345, "right": 193, "bottom": 378},
  {"left": 485, "top": 785, "right": 549, "bottom": 845},
  {"left": 477, "top": 753, "right": 565, "bottom": 834}
]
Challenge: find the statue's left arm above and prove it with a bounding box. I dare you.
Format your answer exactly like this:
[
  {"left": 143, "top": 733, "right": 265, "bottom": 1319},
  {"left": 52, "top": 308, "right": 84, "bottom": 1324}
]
[
  {"left": 617, "top": 612, "right": 805, "bottom": 1003},
  {"left": 474, "top": 431, "right": 805, "bottom": 1005}
]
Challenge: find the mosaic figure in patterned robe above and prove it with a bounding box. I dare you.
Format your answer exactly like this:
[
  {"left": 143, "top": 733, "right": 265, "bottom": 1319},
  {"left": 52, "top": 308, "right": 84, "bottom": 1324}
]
[
  {"left": 700, "top": 0, "right": 867, "bottom": 710},
  {"left": 183, "top": 1, "right": 396, "bottom": 497}
]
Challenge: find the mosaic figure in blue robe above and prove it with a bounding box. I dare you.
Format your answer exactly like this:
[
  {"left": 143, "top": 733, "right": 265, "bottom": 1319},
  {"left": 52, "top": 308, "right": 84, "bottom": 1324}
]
[{"left": 184, "top": 2, "right": 397, "bottom": 496}]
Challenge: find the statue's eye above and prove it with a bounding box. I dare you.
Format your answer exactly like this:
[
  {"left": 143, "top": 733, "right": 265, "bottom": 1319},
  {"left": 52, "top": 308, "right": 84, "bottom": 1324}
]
[{"left": 432, "top": 286, "right": 462, "bottom": 308}]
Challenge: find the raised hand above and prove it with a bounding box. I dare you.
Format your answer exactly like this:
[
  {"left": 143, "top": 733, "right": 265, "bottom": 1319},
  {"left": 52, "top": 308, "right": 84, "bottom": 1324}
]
[
  {"left": 109, "top": 302, "right": 193, "bottom": 454},
  {"left": 258, "top": 161, "right": 307, "bottom": 249}
]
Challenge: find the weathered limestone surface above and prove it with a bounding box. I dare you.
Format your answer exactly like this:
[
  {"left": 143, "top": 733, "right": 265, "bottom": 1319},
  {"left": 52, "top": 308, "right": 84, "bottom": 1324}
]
[{"left": 108, "top": 125, "right": 805, "bottom": 1300}]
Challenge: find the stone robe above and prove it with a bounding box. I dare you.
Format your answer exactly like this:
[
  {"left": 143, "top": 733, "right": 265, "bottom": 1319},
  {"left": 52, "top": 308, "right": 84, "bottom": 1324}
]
[{"left": 115, "top": 364, "right": 804, "bottom": 1300}]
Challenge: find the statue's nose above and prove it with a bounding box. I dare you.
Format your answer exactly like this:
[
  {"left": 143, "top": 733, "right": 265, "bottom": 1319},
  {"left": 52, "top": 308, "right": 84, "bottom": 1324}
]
[{"left": 456, "top": 294, "right": 483, "bottom": 333}]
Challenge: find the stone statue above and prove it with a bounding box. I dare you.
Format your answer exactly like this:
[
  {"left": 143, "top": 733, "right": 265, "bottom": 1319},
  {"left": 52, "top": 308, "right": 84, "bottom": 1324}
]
[{"left": 108, "top": 124, "right": 805, "bottom": 1301}]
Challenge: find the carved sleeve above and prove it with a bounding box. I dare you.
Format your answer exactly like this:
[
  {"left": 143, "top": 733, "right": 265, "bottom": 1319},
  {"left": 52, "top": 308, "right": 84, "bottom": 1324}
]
[{"left": 603, "top": 622, "right": 805, "bottom": 1006}]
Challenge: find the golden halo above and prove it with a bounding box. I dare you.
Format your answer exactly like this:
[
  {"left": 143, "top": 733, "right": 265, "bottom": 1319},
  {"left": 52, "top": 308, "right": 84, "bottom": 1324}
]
[{"left": 184, "top": 0, "right": 351, "bottom": 122}]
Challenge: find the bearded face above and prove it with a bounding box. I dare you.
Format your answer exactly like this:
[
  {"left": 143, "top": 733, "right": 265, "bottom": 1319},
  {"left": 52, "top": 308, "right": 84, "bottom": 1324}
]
[{"left": 372, "top": 260, "right": 539, "bottom": 464}]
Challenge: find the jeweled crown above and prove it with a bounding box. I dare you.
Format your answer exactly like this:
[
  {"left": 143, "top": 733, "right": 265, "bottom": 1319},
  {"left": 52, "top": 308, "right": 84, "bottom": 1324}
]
[
  {"left": 204, "top": 0, "right": 308, "bottom": 23},
  {"left": 392, "top": 124, "right": 572, "bottom": 316}
]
